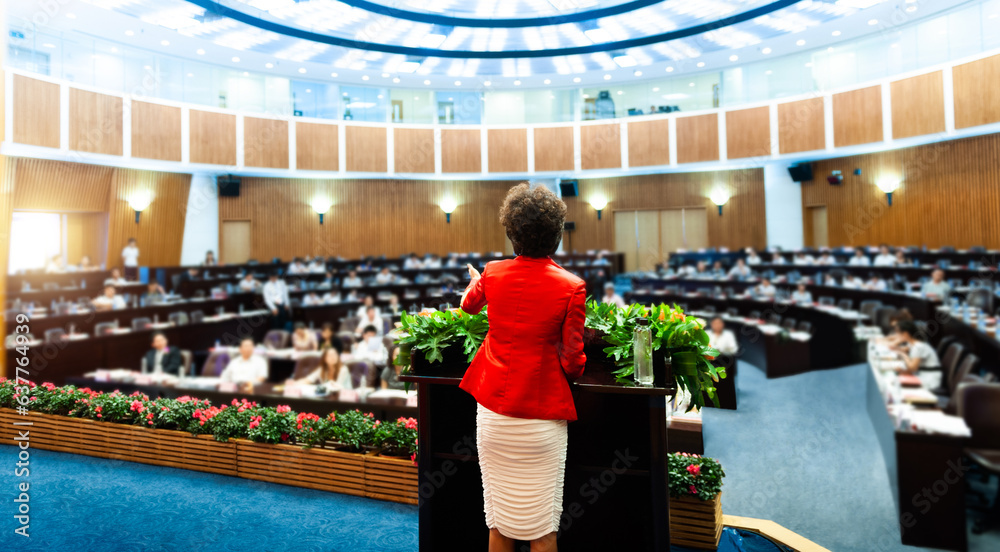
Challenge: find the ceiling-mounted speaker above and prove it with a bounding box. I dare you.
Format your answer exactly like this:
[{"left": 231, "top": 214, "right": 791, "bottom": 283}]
[
  {"left": 559, "top": 180, "right": 579, "bottom": 197},
  {"left": 788, "top": 163, "right": 813, "bottom": 182},
  {"left": 218, "top": 175, "right": 241, "bottom": 197},
  {"left": 564, "top": 221, "right": 576, "bottom": 231}
]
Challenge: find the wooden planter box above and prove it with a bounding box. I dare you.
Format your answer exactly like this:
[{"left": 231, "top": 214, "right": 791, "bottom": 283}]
[
  {"left": 235, "top": 439, "right": 366, "bottom": 498},
  {"left": 364, "top": 453, "right": 418, "bottom": 505},
  {"left": 0, "top": 408, "right": 237, "bottom": 476},
  {"left": 670, "top": 492, "right": 723, "bottom": 550}
]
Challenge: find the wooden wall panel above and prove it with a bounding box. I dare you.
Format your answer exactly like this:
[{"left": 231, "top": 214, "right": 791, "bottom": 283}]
[
  {"left": 563, "top": 170, "right": 767, "bottom": 253},
  {"left": 890, "top": 71, "right": 945, "bottom": 139},
  {"left": 487, "top": 129, "right": 528, "bottom": 173},
  {"left": 580, "top": 123, "right": 621, "bottom": 170},
  {"left": 725, "top": 107, "right": 770, "bottom": 160},
  {"left": 953, "top": 54, "right": 1000, "bottom": 130},
  {"left": 394, "top": 128, "right": 435, "bottom": 173},
  {"left": 190, "top": 110, "right": 237, "bottom": 166},
  {"left": 345, "top": 126, "right": 388, "bottom": 173},
  {"left": 131, "top": 101, "right": 182, "bottom": 162},
  {"left": 801, "top": 133, "right": 1000, "bottom": 249},
  {"left": 107, "top": 169, "right": 191, "bottom": 268},
  {"left": 833, "top": 86, "right": 883, "bottom": 147},
  {"left": 69, "top": 89, "right": 123, "bottom": 156},
  {"left": 12, "top": 158, "right": 113, "bottom": 211},
  {"left": 441, "top": 129, "right": 481, "bottom": 173},
  {"left": 0, "top": 157, "right": 12, "bottom": 378},
  {"left": 244, "top": 117, "right": 289, "bottom": 169},
  {"left": 13, "top": 75, "right": 60, "bottom": 149},
  {"left": 218, "top": 178, "right": 516, "bottom": 260},
  {"left": 676, "top": 114, "right": 719, "bottom": 164},
  {"left": 533, "top": 127, "right": 574, "bottom": 172},
  {"left": 66, "top": 212, "right": 108, "bottom": 267},
  {"left": 778, "top": 98, "right": 826, "bottom": 154},
  {"left": 627, "top": 119, "right": 670, "bottom": 167},
  {"left": 296, "top": 122, "right": 339, "bottom": 171}
]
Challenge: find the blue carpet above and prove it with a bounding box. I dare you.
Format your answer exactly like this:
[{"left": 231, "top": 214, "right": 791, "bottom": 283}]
[{"left": 0, "top": 447, "right": 417, "bottom": 552}]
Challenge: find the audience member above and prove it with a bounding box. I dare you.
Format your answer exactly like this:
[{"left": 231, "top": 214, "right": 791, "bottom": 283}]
[
  {"left": 238, "top": 273, "right": 261, "bottom": 292},
  {"left": 203, "top": 251, "right": 216, "bottom": 266},
  {"left": 144, "top": 332, "right": 182, "bottom": 376},
  {"left": 893, "top": 321, "right": 941, "bottom": 386},
  {"left": 792, "top": 252, "right": 814, "bottom": 266},
  {"left": 322, "top": 290, "right": 342, "bottom": 303},
  {"left": 343, "top": 270, "right": 364, "bottom": 288},
  {"left": 727, "top": 259, "right": 751, "bottom": 280},
  {"left": 352, "top": 325, "right": 388, "bottom": 365},
  {"left": 865, "top": 274, "right": 888, "bottom": 292},
  {"left": 183, "top": 268, "right": 200, "bottom": 282},
  {"left": 601, "top": 283, "right": 627, "bottom": 308},
  {"left": 287, "top": 258, "right": 308, "bottom": 275},
  {"left": 385, "top": 295, "right": 402, "bottom": 316},
  {"left": 220, "top": 338, "right": 269, "bottom": 385},
  {"left": 104, "top": 268, "right": 128, "bottom": 287},
  {"left": 291, "top": 322, "right": 318, "bottom": 351},
  {"left": 755, "top": 278, "right": 777, "bottom": 297},
  {"left": 921, "top": 268, "right": 951, "bottom": 299},
  {"left": 745, "top": 249, "right": 762, "bottom": 266},
  {"left": 710, "top": 260, "right": 726, "bottom": 278},
  {"left": 263, "top": 272, "right": 291, "bottom": 329},
  {"left": 707, "top": 316, "right": 738, "bottom": 355},
  {"left": 403, "top": 254, "right": 423, "bottom": 270},
  {"left": 77, "top": 255, "right": 98, "bottom": 272},
  {"left": 770, "top": 252, "right": 787, "bottom": 265},
  {"left": 144, "top": 282, "right": 167, "bottom": 304},
  {"left": 424, "top": 255, "right": 443, "bottom": 269},
  {"left": 122, "top": 238, "right": 140, "bottom": 281},
  {"left": 791, "top": 283, "right": 813, "bottom": 304},
  {"left": 302, "top": 292, "right": 323, "bottom": 306},
  {"left": 356, "top": 295, "right": 381, "bottom": 318},
  {"left": 295, "top": 345, "right": 352, "bottom": 390},
  {"left": 816, "top": 252, "right": 836, "bottom": 266},
  {"left": 872, "top": 245, "right": 895, "bottom": 267},
  {"left": 318, "top": 324, "right": 339, "bottom": 351},
  {"left": 308, "top": 257, "right": 326, "bottom": 273},
  {"left": 375, "top": 267, "right": 395, "bottom": 285},
  {"left": 848, "top": 249, "right": 871, "bottom": 266},
  {"left": 381, "top": 349, "right": 406, "bottom": 390},
  {"left": 894, "top": 250, "right": 910, "bottom": 266},
  {"left": 45, "top": 254, "right": 64, "bottom": 273},
  {"left": 356, "top": 307, "right": 384, "bottom": 336},
  {"left": 93, "top": 285, "right": 127, "bottom": 311},
  {"left": 843, "top": 274, "right": 864, "bottom": 289}
]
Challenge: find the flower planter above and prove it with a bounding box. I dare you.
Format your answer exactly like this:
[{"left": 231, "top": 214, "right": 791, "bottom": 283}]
[
  {"left": 0, "top": 408, "right": 237, "bottom": 476},
  {"left": 234, "top": 439, "right": 366, "bottom": 498},
  {"left": 364, "top": 454, "right": 418, "bottom": 505},
  {"left": 669, "top": 492, "right": 723, "bottom": 550}
]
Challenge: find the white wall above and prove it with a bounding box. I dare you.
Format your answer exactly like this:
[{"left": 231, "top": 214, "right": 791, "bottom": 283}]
[
  {"left": 763, "top": 162, "right": 804, "bottom": 250},
  {"left": 179, "top": 173, "right": 219, "bottom": 266}
]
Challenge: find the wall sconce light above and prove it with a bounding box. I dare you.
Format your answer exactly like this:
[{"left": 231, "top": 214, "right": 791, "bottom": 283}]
[
  {"left": 876, "top": 178, "right": 900, "bottom": 206},
  {"left": 127, "top": 191, "right": 152, "bottom": 223},
  {"left": 440, "top": 197, "right": 458, "bottom": 223},
  {"left": 710, "top": 189, "right": 730, "bottom": 216},
  {"left": 589, "top": 195, "right": 608, "bottom": 220},
  {"left": 311, "top": 198, "right": 332, "bottom": 224}
]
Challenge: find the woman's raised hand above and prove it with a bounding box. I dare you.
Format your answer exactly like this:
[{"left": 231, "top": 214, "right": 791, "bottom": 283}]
[{"left": 467, "top": 263, "right": 482, "bottom": 280}]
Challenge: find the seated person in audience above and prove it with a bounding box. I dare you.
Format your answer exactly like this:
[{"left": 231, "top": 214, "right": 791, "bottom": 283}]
[
  {"left": 318, "top": 271, "right": 337, "bottom": 289},
  {"left": 287, "top": 258, "right": 308, "bottom": 275},
  {"left": 822, "top": 273, "right": 839, "bottom": 287},
  {"left": 445, "top": 253, "right": 461, "bottom": 267},
  {"left": 873, "top": 245, "right": 896, "bottom": 267},
  {"left": 308, "top": 257, "right": 326, "bottom": 273},
  {"left": 657, "top": 262, "right": 676, "bottom": 277},
  {"left": 921, "top": 268, "right": 952, "bottom": 299},
  {"left": 93, "top": 285, "right": 127, "bottom": 311},
  {"left": 878, "top": 310, "right": 914, "bottom": 347},
  {"left": 707, "top": 316, "right": 738, "bottom": 355},
  {"left": 302, "top": 291, "right": 324, "bottom": 306},
  {"left": 710, "top": 260, "right": 726, "bottom": 278},
  {"left": 385, "top": 294, "right": 402, "bottom": 316},
  {"left": 592, "top": 252, "right": 611, "bottom": 266},
  {"left": 815, "top": 252, "right": 837, "bottom": 266},
  {"left": 322, "top": 290, "right": 342, "bottom": 304},
  {"left": 424, "top": 255, "right": 443, "bottom": 269},
  {"left": 220, "top": 338, "right": 269, "bottom": 386},
  {"left": 183, "top": 267, "right": 200, "bottom": 282},
  {"left": 144, "top": 332, "right": 182, "bottom": 376},
  {"left": 403, "top": 254, "right": 423, "bottom": 270},
  {"left": 294, "top": 345, "right": 353, "bottom": 390},
  {"left": 238, "top": 273, "right": 261, "bottom": 293},
  {"left": 692, "top": 261, "right": 711, "bottom": 279},
  {"left": 381, "top": 348, "right": 406, "bottom": 390},
  {"left": 770, "top": 252, "right": 787, "bottom": 265},
  {"left": 727, "top": 258, "right": 752, "bottom": 280},
  {"left": 848, "top": 249, "right": 871, "bottom": 266},
  {"left": 894, "top": 250, "right": 911, "bottom": 266},
  {"left": 843, "top": 274, "right": 864, "bottom": 289},
  {"left": 754, "top": 278, "right": 777, "bottom": 298},
  {"left": 356, "top": 295, "right": 382, "bottom": 318},
  {"left": 601, "top": 283, "right": 627, "bottom": 308},
  {"left": 345, "top": 289, "right": 361, "bottom": 303},
  {"left": 791, "top": 283, "right": 813, "bottom": 304},
  {"left": 356, "top": 306, "right": 385, "bottom": 337},
  {"left": 203, "top": 250, "right": 216, "bottom": 266},
  {"left": 77, "top": 255, "right": 98, "bottom": 272},
  {"left": 318, "top": 324, "right": 339, "bottom": 351},
  {"left": 104, "top": 268, "right": 128, "bottom": 287},
  {"left": 792, "top": 252, "right": 814, "bottom": 265},
  {"left": 45, "top": 254, "right": 64, "bottom": 273},
  {"left": 745, "top": 250, "right": 763, "bottom": 266},
  {"left": 864, "top": 274, "right": 888, "bottom": 292},
  {"left": 892, "top": 321, "right": 941, "bottom": 377},
  {"left": 343, "top": 270, "right": 364, "bottom": 288},
  {"left": 291, "top": 322, "right": 318, "bottom": 351},
  {"left": 352, "top": 325, "right": 389, "bottom": 365},
  {"left": 144, "top": 282, "right": 167, "bottom": 304},
  {"left": 375, "top": 267, "right": 395, "bottom": 285}
]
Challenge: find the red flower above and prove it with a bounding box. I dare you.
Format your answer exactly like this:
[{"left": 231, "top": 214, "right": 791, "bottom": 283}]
[
  {"left": 280, "top": 432, "right": 289, "bottom": 442},
  {"left": 686, "top": 464, "right": 701, "bottom": 476},
  {"left": 410, "top": 453, "right": 418, "bottom": 466},
  {"left": 276, "top": 405, "right": 291, "bottom": 413},
  {"left": 689, "top": 485, "right": 698, "bottom": 495}
]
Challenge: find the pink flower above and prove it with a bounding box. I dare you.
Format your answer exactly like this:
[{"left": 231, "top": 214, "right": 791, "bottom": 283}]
[
  {"left": 686, "top": 464, "right": 701, "bottom": 476},
  {"left": 276, "top": 405, "right": 291, "bottom": 413},
  {"left": 689, "top": 485, "right": 698, "bottom": 495},
  {"left": 97, "top": 414, "right": 102, "bottom": 418},
  {"left": 411, "top": 453, "right": 417, "bottom": 466}
]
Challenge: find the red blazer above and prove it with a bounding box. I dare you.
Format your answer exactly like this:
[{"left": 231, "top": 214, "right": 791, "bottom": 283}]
[{"left": 459, "top": 256, "right": 587, "bottom": 421}]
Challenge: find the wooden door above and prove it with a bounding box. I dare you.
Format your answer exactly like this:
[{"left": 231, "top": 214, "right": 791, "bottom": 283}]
[
  {"left": 806, "top": 206, "right": 829, "bottom": 248},
  {"left": 683, "top": 208, "right": 709, "bottom": 250},
  {"left": 614, "top": 211, "right": 638, "bottom": 272},
  {"left": 659, "top": 209, "right": 684, "bottom": 256},
  {"left": 221, "top": 220, "right": 251, "bottom": 264},
  {"left": 635, "top": 210, "right": 660, "bottom": 271}
]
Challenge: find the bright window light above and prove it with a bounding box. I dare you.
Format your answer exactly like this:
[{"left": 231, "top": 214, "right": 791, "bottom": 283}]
[
  {"left": 613, "top": 55, "right": 637, "bottom": 68},
  {"left": 836, "top": 0, "right": 887, "bottom": 8},
  {"left": 584, "top": 28, "right": 612, "bottom": 43},
  {"left": 420, "top": 34, "right": 447, "bottom": 48},
  {"left": 8, "top": 212, "right": 61, "bottom": 274}
]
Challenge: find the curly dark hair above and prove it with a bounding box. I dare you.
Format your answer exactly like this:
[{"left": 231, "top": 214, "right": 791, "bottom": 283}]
[{"left": 499, "top": 183, "right": 566, "bottom": 258}]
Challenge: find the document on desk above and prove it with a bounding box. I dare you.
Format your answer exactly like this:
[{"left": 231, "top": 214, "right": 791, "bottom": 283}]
[
  {"left": 367, "top": 389, "right": 413, "bottom": 400},
  {"left": 901, "top": 388, "right": 938, "bottom": 405},
  {"left": 908, "top": 410, "right": 971, "bottom": 437}
]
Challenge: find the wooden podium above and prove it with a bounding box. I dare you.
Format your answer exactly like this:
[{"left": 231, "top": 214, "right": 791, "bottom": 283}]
[{"left": 402, "top": 365, "right": 674, "bottom": 551}]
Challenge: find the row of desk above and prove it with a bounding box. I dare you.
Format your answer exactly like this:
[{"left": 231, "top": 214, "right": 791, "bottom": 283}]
[{"left": 669, "top": 248, "right": 1000, "bottom": 268}]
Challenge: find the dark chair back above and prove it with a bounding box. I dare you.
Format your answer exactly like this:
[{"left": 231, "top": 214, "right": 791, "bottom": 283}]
[
  {"left": 935, "top": 335, "right": 957, "bottom": 359},
  {"left": 201, "top": 351, "right": 231, "bottom": 377},
  {"left": 132, "top": 317, "right": 152, "bottom": 331},
  {"left": 170, "top": 273, "right": 183, "bottom": 290},
  {"left": 292, "top": 355, "right": 322, "bottom": 380},
  {"left": 725, "top": 308, "right": 738, "bottom": 317},
  {"left": 44, "top": 328, "right": 66, "bottom": 343},
  {"left": 179, "top": 350, "right": 193, "bottom": 378},
  {"left": 797, "top": 321, "right": 812, "bottom": 334},
  {"left": 873, "top": 307, "right": 897, "bottom": 333},
  {"left": 859, "top": 299, "right": 882, "bottom": 319},
  {"left": 94, "top": 322, "right": 117, "bottom": 336},
  {"left": 347, "top": 361, "right": 372, "bottom": 389},
  {"left": 781, "top": 318, "right": 797, "bottom": 330},
  {"left": 952, "top": 354, "right": 979, "bottom": 395},
  {"left": 339, "top": 316, "right": 360, "bottom": 335},
  {"left": 818, "top": 296, "right": 835, "bottom": 306},
  {"left": 766, "top": 313, "right": 781, "bottom": 326},
  {"left": 263, "top": 330, "right": 290, "bottom": 349},
  {"left": 967, "top": 288, "right": 993, "bottom": 315},
  {"left": 43, "top": 282, "right": 60, "bottom": 291},
  {"left": 940, "top": 343, "right": 965, "bottom": 393},
  {"left": 190, "top": 310, "right": 205, "bottom": 324},
  {"left": 837, "top": 298, "right": 853, "bottom": 311},
  {"left": 701, "top": 305, "right": 716, "bottom": 314},
  {"left": 958, "top": 383, "right": 1000, "bottom": 449},
  {"left": 749, "top": 310, "right": 761, "bottom": 320},
  {"left": 169, "top": 312, "right": 189, "bottom": 326}
]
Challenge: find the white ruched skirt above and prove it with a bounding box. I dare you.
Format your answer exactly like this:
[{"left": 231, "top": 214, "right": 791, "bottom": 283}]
[{"left": 476, "top": 403, "right": 568, "bottom": 541}]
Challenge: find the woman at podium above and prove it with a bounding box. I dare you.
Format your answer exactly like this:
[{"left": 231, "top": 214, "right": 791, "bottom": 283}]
[{"left": 459, "top": 183, "right": 588, "bottom": 552}]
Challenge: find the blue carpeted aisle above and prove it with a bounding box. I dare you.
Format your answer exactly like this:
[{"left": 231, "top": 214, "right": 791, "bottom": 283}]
[{"left": 0, "top": 446, "right": 417, "bottom": 552}]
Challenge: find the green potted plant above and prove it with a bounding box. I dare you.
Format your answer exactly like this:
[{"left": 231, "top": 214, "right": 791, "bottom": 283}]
[
  {"left": 668, "top": 452, "right": 726, "bottom": 550},
  {"left": 394, "top": 308, "right": 488, "bottom": 377}
]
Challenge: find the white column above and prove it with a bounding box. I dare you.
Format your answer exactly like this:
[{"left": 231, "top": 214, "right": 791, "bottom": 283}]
[
  {"left": 179, "top": 173, "right": 220, "bottom": 265},
  {"left": 763, "top": 162, "right": 804, "bottom": 250}
]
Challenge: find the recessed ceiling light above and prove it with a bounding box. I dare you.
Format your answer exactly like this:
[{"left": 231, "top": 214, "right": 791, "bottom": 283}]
[
  {"left": 243, "top": 72, "right": 249, "bottom": 76},
  {"left": 796, "top": 39, "right": 806, "bottom": 46},
  {"left": 125, "top": 30, "right": 134, "bottom": 37},
  {"left": 398, "top": 61, "right": 420, "bottom": 73},
  {"left": 761, "top": 47, "right": 771, "bottom": 54},
  {"left": 573, "top": 77, "right": 581, "bottom": 82},
  {"left": 905, "top": 5, "right": 916, "bottom": 12},
  {"left": 484, "top": 80, "right": 492, "bottom": 86},
  {"left": 616, "top": 90, "right": 623, "bottom": 95},
  {"left": 42, "top": 43, "right": 55, "bottom": 49},
  {"left": 805, "top": 62, "right": 813, "bottom": 67},
  {"left": 584, "top": 28, "right": 612, "bottom": 43},
  {"left": 448, "top": 97, "right": 453, "bottom": 101},
  {"left": 550, "top": 95, "right": 555, "bottom": 99},
  {"left": 454, "top": 80, "right": 461, "bottom": 86},
  {"left": 414, "top": 96, "right": 419, "bottom": 100},
  {"left": 160, "top": 40, "right": 170, "bottom": 46},
  {"left": 603, "top": 74, "right": 611, "bottom": 80},
  {"left": 665, "top": 66, "right": 674, "bottom": 72},
  {"left": 832, "top": 30, "right": 841, "bottom": 36},
  {"left": 377, "top": 94, "right": 383, "bottom": 99},
  {"left": 513, "top": 80, "right": 521, "bottom": 85},
  {"left": 111, "top": 47, "right": 119, "bottom": 53},
  {"left": 144, "top": 65, "right": 152, "bottom": 70},
  {"left": 265, "top": 62, "right": 274, "bottom": 69},
  {"left": 696, "top": 62, "right": 705, "bottom": 67},
  {"left": 232, "top": 56, "right": 240, "bottom": 62},
  {"left": 868, "top": 19, "right": 878, "bottom": 25},
  {"left": 306, "top": 89, "right": 312, "bottom": 93},
  {"left": 66, "top": 13, "right": 76, "bottom": 19},
  {"left": 613, "top": 54, "right": 637, "bottom": 68},
  {"left": 891, "top": 43, "right": 899, "bottom": 48},
  {"left": 187, "top": 72, "right": 194, "bottom": 77},
  {"left": 652, "top": 87, "right": 660, "bottom": 92},
  {"left": 362, "top": 75, "right": 369, "bottom": 80},
  {"left": 420, "top": 34, "right": 447, "bottom": 48},
  {"left": 331, "top": 72, "right": 338, "bottom": 77},
  {"left": 543, "top": 79, "right": 551, "bottom": 85},
  {"left": 729, "top": 55, "right": 738, "bottom": 61},
  {"left": 827, "top": 46, "right": 834, "bottom": 52},
  {"left": 582, "top": 93, "right": 590, "bottom": 99},
  {"left": 765, "top": 70, "right": 773, "bottom": 75},
  {"left": 689, "top": 82, "right": 695, "bottom": 87},
  {"left": 424, "top": 79, "right": 431, "bottom": 85},
  {"left": 381, "top": 73, "right": 390, "bottom": 78},
  {"left": 393, "top": 77, "right": 400, "bottom": 83},
  {"left": 633, "top": 70, "right": 642, "bottom": 76},
  {"left": 298, "top": 68, "right": 307, "bottom": 74},
  {"left": 196, "top": 48, "right": 205, "bottom": 55}
]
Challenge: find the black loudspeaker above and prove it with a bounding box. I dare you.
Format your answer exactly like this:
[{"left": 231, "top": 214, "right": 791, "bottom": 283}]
[
  {"left": 564, "top": 221, "right": 576, "bottom": 231},
  {"left": 559, "top": 180, "right": 579, "bottom": 197},
  {"left": 218, "top": 175, "right": 241, "bottom": 197},
  {"left": 787, "top": 164, "right": 813, "bottom": 182}
]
